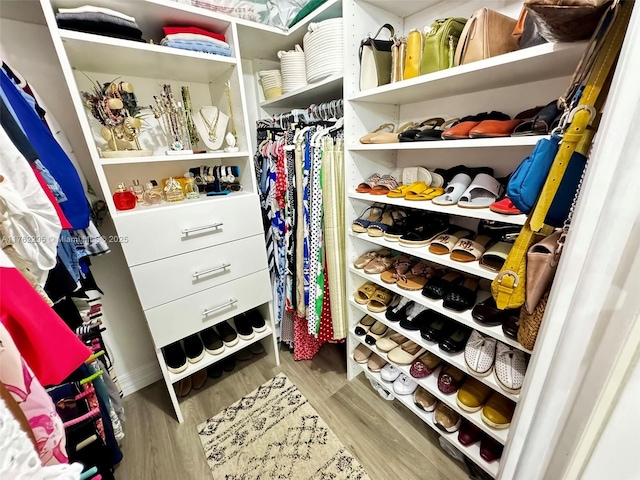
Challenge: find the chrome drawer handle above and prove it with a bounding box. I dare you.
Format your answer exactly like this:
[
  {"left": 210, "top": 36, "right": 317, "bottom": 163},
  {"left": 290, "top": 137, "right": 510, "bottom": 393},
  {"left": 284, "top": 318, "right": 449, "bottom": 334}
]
[
  {"left": 202, "top": 299, "right": 237, "bottom": 316},
  {"left": 192, "top": 263, "right": 231, "bottom": 278},
  {"left": 181, "top": 222, "right": 223, "bottom": 235}
]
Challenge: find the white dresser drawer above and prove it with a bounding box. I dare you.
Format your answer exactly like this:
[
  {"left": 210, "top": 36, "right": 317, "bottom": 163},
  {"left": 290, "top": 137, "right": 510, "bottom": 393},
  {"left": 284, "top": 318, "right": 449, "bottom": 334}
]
[
  {"left": 131, "top": 234, "right": 268, "bottom": 310},
  {"left": 114, "top": 193, "right": 263, "bottom": 266},
  {"left": 145, "top": 269, "right": 272, "bottom": 347}
]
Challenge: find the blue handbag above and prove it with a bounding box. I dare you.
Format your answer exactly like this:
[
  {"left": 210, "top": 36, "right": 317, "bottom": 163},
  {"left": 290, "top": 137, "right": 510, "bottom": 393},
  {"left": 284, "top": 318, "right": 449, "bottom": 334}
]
[{"left": 507, "top": 135, "right": 586, "bottom": 227}]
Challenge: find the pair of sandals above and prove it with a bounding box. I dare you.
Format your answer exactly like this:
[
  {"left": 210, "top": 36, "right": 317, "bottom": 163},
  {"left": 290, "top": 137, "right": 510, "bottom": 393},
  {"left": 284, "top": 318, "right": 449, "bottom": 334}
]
[
  {"left": 422, "top": 272, "right": 480, "bottom": 312},
  {"left": 359, "top": 122, "right": 418, "bottom": 144},
  {"left": 354, "top": 282, "right": 394, "bottom": 313},
  {"left": 433, "top": 172, "right": 504, "bottom": 209},
  {"left": 356, "top": 173, "right": 399, "bottom": 195},
  {"left": 380, "top": 257, "right": 442, "bottom": 291},
  {"left": 352, "top": 205, "right": 406, "bottom": 237},
  {"left": 387, "top": 167, "right": 446, "bottom": 201}
]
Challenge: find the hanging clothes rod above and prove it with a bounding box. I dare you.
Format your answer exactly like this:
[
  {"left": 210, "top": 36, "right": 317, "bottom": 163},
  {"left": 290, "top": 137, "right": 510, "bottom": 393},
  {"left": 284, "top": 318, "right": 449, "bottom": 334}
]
[{"left": 258, "top": 99, "right": 343, "bottom": 130}]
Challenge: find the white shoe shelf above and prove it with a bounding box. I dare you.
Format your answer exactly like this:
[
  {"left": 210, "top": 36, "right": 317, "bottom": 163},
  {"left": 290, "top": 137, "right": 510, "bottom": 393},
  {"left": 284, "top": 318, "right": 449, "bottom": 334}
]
[
  {"left": 350, "top": 329, "right": 510, "bottom": 444},
  {"left": 343, "top": 1, "right": 587, "bottom": 477},
  {"left": 352, "top": 360, "right": 500, "bottom": 478}
]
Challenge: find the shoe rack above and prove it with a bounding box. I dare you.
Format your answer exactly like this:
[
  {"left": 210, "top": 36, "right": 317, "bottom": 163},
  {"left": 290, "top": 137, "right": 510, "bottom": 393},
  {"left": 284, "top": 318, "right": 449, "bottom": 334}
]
[
  {"left": 343, "top": 0, "right": 587, "bottom": 477},
  {"left": 36, "top": 0, "right": 289, "bottom": 423}
]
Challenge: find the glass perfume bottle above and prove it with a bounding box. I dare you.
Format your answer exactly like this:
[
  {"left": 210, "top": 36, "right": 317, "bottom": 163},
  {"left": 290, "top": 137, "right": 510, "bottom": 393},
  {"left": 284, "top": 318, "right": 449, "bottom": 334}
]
[
  {"left": 113, "top": 183, "right": 137, "bottom": 211},
  {"left": 142, "top": 182, "right": 163, "bottom": 206},
  {"left": 129, "top": 179, "right": 144, "bottom": 203},
  {"left": 184, "top": 172, "right": 200, "bottom": 200},
  {"left": 164, "top": 177, "right": 185, "bottom": 202}
]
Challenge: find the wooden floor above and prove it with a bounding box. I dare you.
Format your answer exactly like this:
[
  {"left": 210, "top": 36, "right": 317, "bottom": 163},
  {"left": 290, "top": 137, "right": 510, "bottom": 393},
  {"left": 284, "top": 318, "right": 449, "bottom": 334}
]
[{"left": 116, "top": 343, "right": 469, "bottom": 480}]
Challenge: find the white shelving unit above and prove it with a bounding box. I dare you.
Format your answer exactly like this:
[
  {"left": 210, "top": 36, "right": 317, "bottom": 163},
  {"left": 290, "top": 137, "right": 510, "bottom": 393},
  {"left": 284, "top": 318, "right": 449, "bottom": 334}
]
[
  {"left": 259, "top": 74, "right": 344, "bottom": 109},
  {"left": 38, "top": 0, "right": 284, "bottom": 423},
  {"left": 343, "top": 0, "right": 587, "bottom": 476}
]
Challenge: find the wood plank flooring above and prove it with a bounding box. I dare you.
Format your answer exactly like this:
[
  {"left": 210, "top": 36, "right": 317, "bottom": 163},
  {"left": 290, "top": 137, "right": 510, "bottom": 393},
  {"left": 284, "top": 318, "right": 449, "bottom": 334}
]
[{"left": 116, "top": 344, "right": 469, "bottom": 480}]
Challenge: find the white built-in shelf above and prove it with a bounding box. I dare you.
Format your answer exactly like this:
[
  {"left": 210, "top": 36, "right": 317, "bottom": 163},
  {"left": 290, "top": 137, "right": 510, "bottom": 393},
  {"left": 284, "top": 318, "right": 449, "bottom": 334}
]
[
  {"left": 237, "top": 0, "right": 343, "bottom": 60},
  {"left": 358, "top": 0, "right": 443, "bottom": 16},
  {"left": 348, "top": 135, "right": 544, "bottom": 151},
  {"left": 113, "top": 190, "right": 254, "bottom": 218},
  {"left": 348, "top": 267, "right": 531, "bottom": 354},
  {"left": 350, "top": 330, "right": 510, "bottom": 443},
  {"left": 168, "top": 326, "right": 272, "bottom": 383},
  {"left": 59, "top": 29, "right": 236, "bottom": 82},
  {"left": 348, "top": 42, "right": 586, "bottom": 105},
  {"left": 260, "top": 74, "right": 343, "bottom": 109},
  {"left": 353, "top": 362, "right": 500, "bottom": 478},
  {"left": 349, "top": 300, "right": 522, "bottom": 403},
  {"left": 99, "top": 151, "right": 250, "bottom": 165},
  {"left": 349, "top": 192, "right": 527, "bottom": 225},
  {"left": 349, "top": 231, "right": 497, "bottom": 281}
]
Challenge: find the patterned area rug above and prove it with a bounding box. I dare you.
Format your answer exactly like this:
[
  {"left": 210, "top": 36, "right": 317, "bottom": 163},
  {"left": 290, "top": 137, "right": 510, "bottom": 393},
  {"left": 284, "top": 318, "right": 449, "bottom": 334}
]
[{"left": 198, "top": 374, "right": 370, "bottom": 479}]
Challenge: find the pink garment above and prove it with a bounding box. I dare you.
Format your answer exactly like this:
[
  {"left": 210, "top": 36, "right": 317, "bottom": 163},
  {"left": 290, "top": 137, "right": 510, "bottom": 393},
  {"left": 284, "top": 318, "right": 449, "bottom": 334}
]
[
  {"left": 31, "top": 166, "right": 72, "bottom": 230},
  {"left": 293, "top": 313, "right": 320, "bottom": 361},
  {"left": 0, "top": 323, "right": 68, "bottom": 465},
  {"left": 0, "top": 250, "right": 91, "bottom": 385}
]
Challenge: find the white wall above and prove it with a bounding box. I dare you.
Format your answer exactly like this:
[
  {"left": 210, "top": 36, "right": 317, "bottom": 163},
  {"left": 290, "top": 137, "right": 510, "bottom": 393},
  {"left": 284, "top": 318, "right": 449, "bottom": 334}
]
[{"left": 0, "top": 18, "right": 160, "bottom": 394}]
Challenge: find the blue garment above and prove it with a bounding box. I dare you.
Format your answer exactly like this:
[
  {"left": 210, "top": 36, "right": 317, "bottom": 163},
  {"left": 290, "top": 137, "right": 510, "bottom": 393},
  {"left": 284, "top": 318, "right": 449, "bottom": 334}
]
[
  {"left": 1, "top": 70, "right": 90, "bottom": 229},
  {"left": 35, "top": 160, "right": 68, "bottom": 203},
  {"left": 58, "top": 230, "right": 81, "bottom": 283},
  {"left": 160, "top": 39, "right": 232, "bottom": 57}
]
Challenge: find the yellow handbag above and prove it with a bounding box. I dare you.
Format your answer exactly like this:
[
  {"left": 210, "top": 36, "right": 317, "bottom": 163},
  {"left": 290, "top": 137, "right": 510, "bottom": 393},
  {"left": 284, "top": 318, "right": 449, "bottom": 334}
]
[
  {"left": 492, "top": 1, "right": 630, "bottom": 310},
  {"left": 403, "top": 29, "right": 422, "bottom": 80}
]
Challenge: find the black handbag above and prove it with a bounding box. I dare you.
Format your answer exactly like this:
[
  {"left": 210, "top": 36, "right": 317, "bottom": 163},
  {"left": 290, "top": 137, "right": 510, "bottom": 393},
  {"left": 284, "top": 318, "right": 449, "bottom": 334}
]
[{"left": 359, "top": 24, "right": 395, "bottom": 91}]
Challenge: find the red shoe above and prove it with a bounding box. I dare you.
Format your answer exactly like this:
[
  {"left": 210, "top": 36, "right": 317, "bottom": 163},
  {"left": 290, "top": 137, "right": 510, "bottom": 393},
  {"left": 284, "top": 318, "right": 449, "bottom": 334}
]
[
  {"left": 480, "top": 436, "right": 504, "bottom": 462},
  {"left": 490, "top": 197, "right": 522, "bottom": 215},
  {"left": 458, "top": 420, "right": 482, "bottom": 446}
]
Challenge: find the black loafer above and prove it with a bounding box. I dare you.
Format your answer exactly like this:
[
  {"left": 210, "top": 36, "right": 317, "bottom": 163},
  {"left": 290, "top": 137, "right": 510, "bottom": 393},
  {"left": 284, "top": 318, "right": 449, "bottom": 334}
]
[
  {"left": 200, "top": 327, "right": 225, "bottom": 355},
  {"left": 439, "top": 325, "right": 472, "bottom": 353},
  {"left": 443, "top": 279, "right": 479, "bottom": 312},
  {"left": 502, "top": 314, "right": 520, "bottom": 340},
  {"left": 422, "top": 272, "right": 462, "bottom": 300},
  {"left": 184, "top": 334, "right": 205, "bottom": 363},
  {"left": 399, "top": 304, "right": 430, "bottom": 330},
  {"left": 162, "top": 342, "right": 187, "bottom": 374}
]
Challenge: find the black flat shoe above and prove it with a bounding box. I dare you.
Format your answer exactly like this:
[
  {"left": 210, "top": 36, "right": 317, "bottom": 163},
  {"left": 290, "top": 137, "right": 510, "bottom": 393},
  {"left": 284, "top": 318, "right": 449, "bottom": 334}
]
[
  {"left": 399, "top": 304, "right": 430, "bottom": 331},
  {"left": 420, "top": 312, "right": 451, "bottom": 342},
  {"left": 439, "top": 325, "right": 472, "bottom": 353},
  {"left": 443, "top": 278, "right": 479, "bottom": 312},
  {"left": 422, "top": 272, "right": 462, "bottom": 300},
  {"left": 386, "top": 299, "right": 414, "bottom": 322},
  {"left": 398, "top": 215, "right": 448, "bottom": 247}
]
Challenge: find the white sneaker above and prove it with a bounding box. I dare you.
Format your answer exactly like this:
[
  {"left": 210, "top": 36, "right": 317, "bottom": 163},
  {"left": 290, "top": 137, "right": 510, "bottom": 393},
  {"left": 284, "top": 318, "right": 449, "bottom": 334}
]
[
  {"left": 464, "top": 330, "right": 496, "bottom": 377},
  {"left": 494, "top": 342, "right": 527, "bottom": 394},
  {"left": 380, "top": 364, "right": 401, "bottom": 382},
  {"left": 393, "top": 374, "right": 418, "bottom": 395}
]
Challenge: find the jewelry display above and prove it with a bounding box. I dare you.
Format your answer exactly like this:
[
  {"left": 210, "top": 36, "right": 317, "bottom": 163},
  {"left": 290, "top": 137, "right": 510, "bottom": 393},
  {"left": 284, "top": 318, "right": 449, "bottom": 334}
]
[
  {"left": 152, "top": 84, "right": 193, "bottom": 155},
  {"left": 193, "top": 105, "right": 229, "bottom": 151},
  {"left": 81, "top": 77, "right": 151, "bottom": 158},
  {"left": 224, "top": 81, "right": 239, "bottom": 153},
  {"left": 181, "top": 86, "right": 199, "bottom": 147}
]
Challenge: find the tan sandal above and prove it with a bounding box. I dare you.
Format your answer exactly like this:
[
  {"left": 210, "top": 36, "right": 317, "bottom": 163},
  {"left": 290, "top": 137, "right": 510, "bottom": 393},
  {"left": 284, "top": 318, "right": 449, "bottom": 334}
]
[
  {"left": 353, "top": 249, "right": 390, "bottom": 269},
  {"left": 429, "top": 229, "right": 473, "bottom": 255},
  {"left": 450, "top": 235, "right": 492, "bottom": 263},
  {"left": 368, "top": 122, "right": 419, "bottom": 144},
  {"left": 397, "top": 261, "right": 441, "bottom": 291},
  {"left": 363, "top": 252, "right": 394, "bottom": 274},
  {"left": 376, "top": 332, "right": 408, "bottom": 352},
  {"left": 367, "top": 288, "right": 394, "bottom": 312},
  {"left": 359, "top": 123, "right": 395, "bottom": 144},
  {"left": 353, "top": 344, "right": 373, "bottom": 363},
  {"left": 380, "top": 255, "right": 412, "bottom": 284},
  {"left": 354, "top": 282, "right": 377, "bottom": 304}
]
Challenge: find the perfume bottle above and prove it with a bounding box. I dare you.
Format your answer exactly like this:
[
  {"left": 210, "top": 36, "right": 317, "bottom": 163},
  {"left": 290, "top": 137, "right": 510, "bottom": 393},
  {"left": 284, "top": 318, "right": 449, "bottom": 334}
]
[
  {"left": 164, "top": 177, "right": 185, "bottom": 202},
  {"left": 142, "top": 182, "right": 163, "bottom": 206},
  {"left": 113, "top": 183, "right": 137, "bottom": 211},
  {"left": 184, "top": 172, "right": 200, "bottom": 200},
  {"left": 129, "top": 179, "right": 144, "bottom": 203}
]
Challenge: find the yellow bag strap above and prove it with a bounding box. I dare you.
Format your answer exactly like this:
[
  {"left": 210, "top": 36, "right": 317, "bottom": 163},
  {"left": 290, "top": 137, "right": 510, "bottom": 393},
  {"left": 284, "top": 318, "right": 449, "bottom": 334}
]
[{"left": 493, "top": 2, "right": 631, "bottom": 308}]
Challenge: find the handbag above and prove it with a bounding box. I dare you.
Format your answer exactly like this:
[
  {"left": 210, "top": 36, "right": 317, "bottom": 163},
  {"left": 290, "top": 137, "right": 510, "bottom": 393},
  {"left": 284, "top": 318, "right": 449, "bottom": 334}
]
[
  {"left": 404, "top": 29, "right": 422, "bottom": 80},
  {"left": 391, "top": 36, "right": 407, "bottom": 83},
  {"left": 359, "top": 24, "right": 395, "bottom": 91},
  {"left": 526, "top": 230, "right": 562, "bottom": 313},
  {"left": 420, "top": 17, "right": 467, "bottom": 75},
  {"left": 454, "top": 8, "right": 518, "bottom": 67},
  {"left": 518, "top": 287, "right": 550, "bottom": 351},
  {"left": 524, "top": 0, "right": 612, "bottom": 42},
  {"left": 513, "top": 8, "right": 549, "bottom": 48},
  {"left": 492, "top": 1, "right": 630, "bottom": 310}
]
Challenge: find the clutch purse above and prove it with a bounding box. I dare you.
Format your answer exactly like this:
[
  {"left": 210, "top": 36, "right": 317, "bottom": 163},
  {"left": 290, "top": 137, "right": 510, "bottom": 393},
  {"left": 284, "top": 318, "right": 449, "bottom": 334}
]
[
  {"left": 454, "top": 8, "right": 518, "bottom": 66},
  {"left": 359, "top": 24, "right": 395, "bottom": 91}
]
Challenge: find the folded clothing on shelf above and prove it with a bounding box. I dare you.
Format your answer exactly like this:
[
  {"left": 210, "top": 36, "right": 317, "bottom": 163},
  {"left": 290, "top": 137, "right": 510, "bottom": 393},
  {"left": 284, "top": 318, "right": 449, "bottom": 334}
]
[
  {"left": 160, "top": 38, "right": 232, "bottom": 57},
  {"left": 56, "top": 10, "right": 144, "bottom": 42},
  {"left": 162, "top": 26, "right": 226, "bottom": 43}
]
